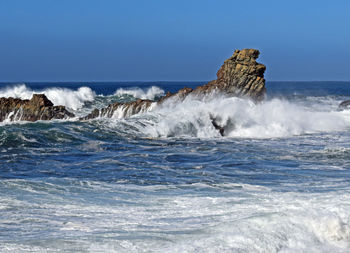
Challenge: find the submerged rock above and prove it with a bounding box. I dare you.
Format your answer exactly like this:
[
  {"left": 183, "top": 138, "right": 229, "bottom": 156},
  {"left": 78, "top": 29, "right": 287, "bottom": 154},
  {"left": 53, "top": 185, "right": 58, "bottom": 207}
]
[
  {"left": 0, "top": 94, "right": 75, "bottom": 122},
  {"left": 82, "top": 48, "right": 266, "bottom": 122},
  {"left": 338, "top": 100, "right": 350, "bottom": 110}
]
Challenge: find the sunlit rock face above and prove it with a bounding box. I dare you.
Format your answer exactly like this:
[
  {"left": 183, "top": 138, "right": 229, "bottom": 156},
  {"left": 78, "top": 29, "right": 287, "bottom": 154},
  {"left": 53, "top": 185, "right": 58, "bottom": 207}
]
[
  {"left": 0, "top": 94, "right": 74, "bottom": 122},
  {"left": 195, "top": 49, "right": 266, "bottom": 101}
]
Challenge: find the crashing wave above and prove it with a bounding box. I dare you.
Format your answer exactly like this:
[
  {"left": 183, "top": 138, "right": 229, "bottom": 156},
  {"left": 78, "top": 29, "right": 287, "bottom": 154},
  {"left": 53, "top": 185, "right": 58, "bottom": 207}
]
[
  {"left": 0, "top": 84, "right": 95, "bottom": 110},
  {"left": 114, "top": 86, "right": 165, "bottom": 100},
  {"left": 95, "top": 94, "right": 350, "bottom": 139},
  {"left": 138, "top": 96, "right": 350, "bottom": 138},
  {"left": 81, "top": 49, "right": 267, "bottom": 134}
]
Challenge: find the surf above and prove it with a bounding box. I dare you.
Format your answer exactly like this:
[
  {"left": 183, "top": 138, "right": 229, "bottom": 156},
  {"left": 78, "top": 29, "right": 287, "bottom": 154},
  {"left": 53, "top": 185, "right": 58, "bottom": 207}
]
[
  {"left": 0, "top": 84, "right": 95, "bottom": 110},
  {"left": 100, "top": 94, "right": 350, "bottom": 139}
]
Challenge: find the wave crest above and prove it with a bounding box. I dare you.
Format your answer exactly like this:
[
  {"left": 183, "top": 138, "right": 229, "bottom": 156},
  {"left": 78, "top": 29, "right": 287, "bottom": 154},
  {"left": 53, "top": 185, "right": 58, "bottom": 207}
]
[
  {"left": 136, "top": 96, "right": 350, "bottom": 138},
  {"left": 0, "top": 84, "right": 95, "bottom": 110},
  {"left": 114, "top": 86, "right": 165, "bottom": 100}
]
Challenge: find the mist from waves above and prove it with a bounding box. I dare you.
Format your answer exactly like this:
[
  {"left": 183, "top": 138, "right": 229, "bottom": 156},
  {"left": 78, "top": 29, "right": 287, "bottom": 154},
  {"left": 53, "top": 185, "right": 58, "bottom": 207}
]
[
  {"left": 0, "top": 84, "right": 96, "bottom": 110},
  {"left": 114, "top": 86, "right": 165, "bottom": 100},
  {"left": 1, "top": 82, "right": 350, "bottom": 252},
  {"left": 102, "top": 94, "right": 350, "bottom": 139},
  {"left": 1, "top": 83, "right": 350, "bottom": 139},
  {"left": 0, "top": 84, "right": 165, "bottom": 112}
]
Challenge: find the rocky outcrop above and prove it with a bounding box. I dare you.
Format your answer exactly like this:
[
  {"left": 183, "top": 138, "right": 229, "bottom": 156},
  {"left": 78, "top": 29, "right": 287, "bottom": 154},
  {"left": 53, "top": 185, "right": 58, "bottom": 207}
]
[
  {"left": 82, "top": 48, "right": 266, "bottom": 121},
  {"left": 82, "top": 99, "right": 155, "bottom": 120},
  {"left": 0, "top": 49, "right": 265, "bottom": 127},
  {"left": 0, "top": 94, "right": 74, "bottom": 122},
  {"left": 192, "top": 48, "right": 266, "bottom": 100}
]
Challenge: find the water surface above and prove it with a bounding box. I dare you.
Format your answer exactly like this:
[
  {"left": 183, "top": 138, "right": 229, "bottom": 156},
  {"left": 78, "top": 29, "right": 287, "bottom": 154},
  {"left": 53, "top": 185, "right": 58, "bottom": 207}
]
[{"left": 1, "top": 81, "right": 350, "bottom": 252}]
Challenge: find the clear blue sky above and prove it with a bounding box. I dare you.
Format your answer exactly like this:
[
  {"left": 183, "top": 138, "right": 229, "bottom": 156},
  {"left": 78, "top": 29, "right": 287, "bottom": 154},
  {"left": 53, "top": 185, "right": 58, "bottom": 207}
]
[{"left": 0, "top": 0, "right": 349, "bottom": 82}]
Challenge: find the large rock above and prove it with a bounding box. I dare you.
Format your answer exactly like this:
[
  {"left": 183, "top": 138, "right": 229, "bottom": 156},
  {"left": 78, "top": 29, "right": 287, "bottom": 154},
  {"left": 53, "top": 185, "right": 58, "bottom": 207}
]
[
  {"left": 0, "top": 94, "right": 75, "bottom": 122},
  {"left": 82, "top": 48, "right": 266, "bottom": 121},
  {"left": 193, "top": 48, "right": 266, "bottom": 100}
]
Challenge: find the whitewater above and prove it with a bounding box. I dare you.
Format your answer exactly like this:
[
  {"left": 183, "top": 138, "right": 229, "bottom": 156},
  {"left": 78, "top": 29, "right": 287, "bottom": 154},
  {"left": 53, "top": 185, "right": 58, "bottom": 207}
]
[{"left": 1, "top": 81, "right": 350, "bottom": 252}]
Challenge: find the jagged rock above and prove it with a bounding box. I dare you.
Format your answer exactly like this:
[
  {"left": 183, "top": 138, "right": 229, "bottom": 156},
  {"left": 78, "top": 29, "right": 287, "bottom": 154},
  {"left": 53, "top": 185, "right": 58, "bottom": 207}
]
[
  {"left": 0, "top": 94, "right": 75, "bottom": 122},
  {"left": 82, "top": 48, "right": 266, "bottom": 124},
  {"left": 158, "top": 87, "right": 194, "bottom": 104},
  {"left": 193, "top": 49, "right": 266, "bottom": 100},
  {"left": 81, "top": 99, "right": 155, "bottom": 120}
]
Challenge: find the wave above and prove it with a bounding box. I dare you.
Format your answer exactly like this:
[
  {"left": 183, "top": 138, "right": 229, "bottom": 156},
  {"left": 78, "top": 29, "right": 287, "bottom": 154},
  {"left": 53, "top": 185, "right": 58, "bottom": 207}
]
[
  {"left": 127, "top": 95, "right": 350, "bottom": 138},
  {"left": 1, "top": 84, "right": 350, "bottom": 139},
  {"left": 114, "top": 86, "right": 165, "bottom": 100},
  {"left": 1, "top": 179, "right": 349, "bottom": 252},
  {"left": 0, "top": 84, "right": 95, "bottom": 110}
]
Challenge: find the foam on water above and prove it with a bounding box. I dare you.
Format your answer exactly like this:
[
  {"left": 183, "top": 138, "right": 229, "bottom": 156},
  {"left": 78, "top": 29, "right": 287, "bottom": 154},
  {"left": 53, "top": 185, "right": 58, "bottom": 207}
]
[
  {"left": 0, "top": 84, "right": 95, "bottom": 110},
  {"left": 2, "top": 84, "right": 349, "bottom": 139},
  {"left": 1, "top": 82, "right": 350, "bottom": 252},
  {"left": 0, "top": 179, "right": 349, "bottom": 252},
  {"left": 135, "top": 95, "right": 350, "bottom": 138},
  {"left": 114, "top": 86, "right": 165, "bottom": 100}
]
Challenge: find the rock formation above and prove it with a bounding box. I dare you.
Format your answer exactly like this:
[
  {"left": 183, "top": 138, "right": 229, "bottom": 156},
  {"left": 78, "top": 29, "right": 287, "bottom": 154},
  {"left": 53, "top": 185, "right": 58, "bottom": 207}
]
[
  {"left": 82, "top": 48, "right": 266, "bottom": 121},
  {"left": 82, "top": 99, "right": 155, "bottom": 120},
  {"left": 0, "top": 94, "right": 74, "bottom": 122},
  {"left": 193, "top": 48, "right": 266, "bottom": 100},
  {"left": 0, "top": 48, "right": 266, "bottom": 129}
]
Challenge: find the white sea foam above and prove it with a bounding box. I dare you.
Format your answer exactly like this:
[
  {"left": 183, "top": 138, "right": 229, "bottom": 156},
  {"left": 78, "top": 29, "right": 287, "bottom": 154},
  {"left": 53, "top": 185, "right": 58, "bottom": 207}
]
[
  {"left": 0, "top": 84, "right": 95, "bottom": 110},
  {"left": 2, "top": 84, "right": 350, "bottom": 139},
  {"left": 138, "top": 95, "right": 350, "bottom": 138},
  {"left": 114, "top": 86, "right": 165, "bottom": 100},
  {"left": 1, "top": 180, "right": 350, "bottom": 252}
]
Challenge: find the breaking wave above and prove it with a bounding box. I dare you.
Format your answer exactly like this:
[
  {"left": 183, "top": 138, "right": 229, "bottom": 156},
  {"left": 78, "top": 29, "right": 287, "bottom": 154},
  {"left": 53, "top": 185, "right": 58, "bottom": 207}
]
[
  {"left": 1, "top": 180, "right": 350, "bottom": 252},
  {"left": 128, "top": 95, "right": 350, "bottom": 138},
  {"left": 1, "top": 84, "right": 350, "bottom": 139},
  {"left": 0, "top": 84, "right": 95, "bottom": 110},
  {"left": 114, "top": 86, "right": 165, "bottom": 100}
]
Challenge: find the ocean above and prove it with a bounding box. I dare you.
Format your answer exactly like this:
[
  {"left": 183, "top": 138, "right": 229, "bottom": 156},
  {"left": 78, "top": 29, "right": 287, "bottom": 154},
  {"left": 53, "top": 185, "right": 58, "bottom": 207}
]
[{"left": 1, "top": 81, "right": 350, "bottom": 252}]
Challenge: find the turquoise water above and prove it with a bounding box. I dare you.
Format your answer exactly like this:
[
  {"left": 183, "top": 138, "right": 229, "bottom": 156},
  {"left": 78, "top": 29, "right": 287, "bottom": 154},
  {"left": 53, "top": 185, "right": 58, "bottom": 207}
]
[{"left": 1, "top": 82, "right": 350, "bottom": 252}]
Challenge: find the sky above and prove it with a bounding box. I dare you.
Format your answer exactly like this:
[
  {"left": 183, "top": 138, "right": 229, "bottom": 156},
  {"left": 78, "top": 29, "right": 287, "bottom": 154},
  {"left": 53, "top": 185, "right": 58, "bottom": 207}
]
[{"left": 0, "top": 0, "right": 349, "bottom": 82}]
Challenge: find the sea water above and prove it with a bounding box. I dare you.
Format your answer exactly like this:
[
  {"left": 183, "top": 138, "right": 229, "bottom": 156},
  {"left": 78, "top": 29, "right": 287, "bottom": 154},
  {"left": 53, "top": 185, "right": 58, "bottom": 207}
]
[{"left": 0, "top": 81, "right": 350, "bottom": 252}]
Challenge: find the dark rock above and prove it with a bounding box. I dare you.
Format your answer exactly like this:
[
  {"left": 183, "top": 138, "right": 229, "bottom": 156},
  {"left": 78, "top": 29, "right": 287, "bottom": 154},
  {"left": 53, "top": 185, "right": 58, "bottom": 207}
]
[
  {"left": 80, "top": 99, "right": 154, "bottom": 120},
  {"left": 0, "top": 94, "right": 75, "bottom": 122},
  {"left": 83, "top": 108, "right": 100, "bottom": 120},
  {"left": 210, "top": 115, "right": 236, "bottom": 137},
  {"left": 210, "top": 116, "right": 225, "bottom": 136},
  {"left": 82, "top": 48, "right": 266, "bottom": 124},
  {"left": 338, "top": 100, "right": 350, "bottom": 110}
]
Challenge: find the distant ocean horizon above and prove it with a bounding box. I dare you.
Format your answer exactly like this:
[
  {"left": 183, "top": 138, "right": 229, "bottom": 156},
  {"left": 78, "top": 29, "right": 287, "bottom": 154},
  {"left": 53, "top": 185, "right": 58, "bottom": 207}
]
[{"left": 1, "top": 81, "right": 350, "bottom": 252}]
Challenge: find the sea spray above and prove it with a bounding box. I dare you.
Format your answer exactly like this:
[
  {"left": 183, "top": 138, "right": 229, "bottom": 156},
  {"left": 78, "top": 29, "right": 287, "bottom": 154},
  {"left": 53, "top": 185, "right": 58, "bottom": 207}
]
[
  {"left": 1, "top": 84, "right": 350, "bottom": 138},
  {"left": 0, "top": 84, "right": 95, "bottom": 110},
  {"left": 1, "top": 82, "right": 350, "bottom": 252},
  {"left": 136, "top": 95, "right": 350, "bottom": 138},
  {"left": 114, "top": 86, "right": 165, "bottom": 100}
]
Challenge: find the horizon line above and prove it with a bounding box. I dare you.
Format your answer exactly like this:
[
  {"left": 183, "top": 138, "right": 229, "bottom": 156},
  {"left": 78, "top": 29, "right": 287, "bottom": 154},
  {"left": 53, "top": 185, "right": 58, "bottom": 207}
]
[{"left": 1, "top": 80, "right": 350, "bottom": 84}]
